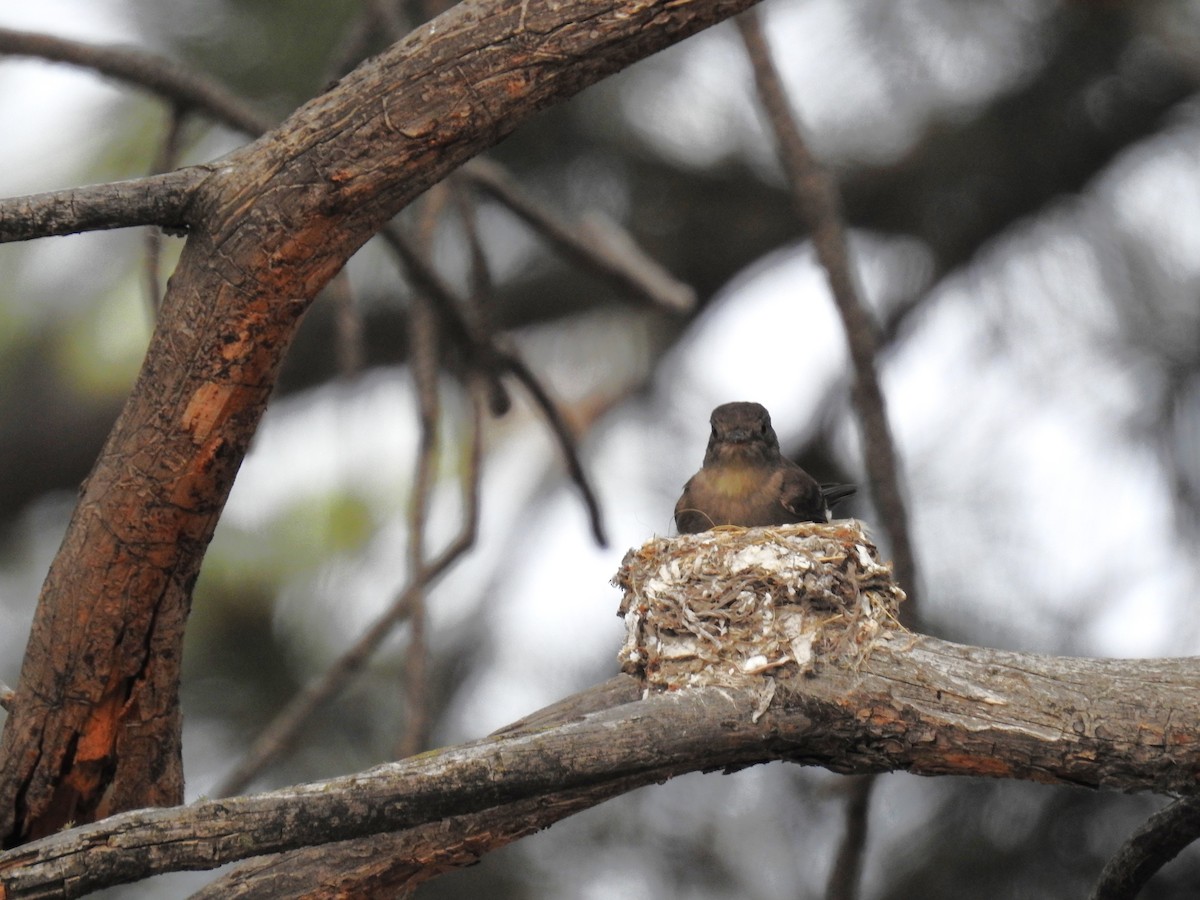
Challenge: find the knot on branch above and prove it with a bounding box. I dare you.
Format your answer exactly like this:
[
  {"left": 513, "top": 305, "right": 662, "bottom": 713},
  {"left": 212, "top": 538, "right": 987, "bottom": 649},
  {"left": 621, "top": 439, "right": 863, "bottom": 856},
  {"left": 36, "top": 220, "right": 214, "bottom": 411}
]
[{"left": 614, "top": 522, "right": 905, "bottom": 712}]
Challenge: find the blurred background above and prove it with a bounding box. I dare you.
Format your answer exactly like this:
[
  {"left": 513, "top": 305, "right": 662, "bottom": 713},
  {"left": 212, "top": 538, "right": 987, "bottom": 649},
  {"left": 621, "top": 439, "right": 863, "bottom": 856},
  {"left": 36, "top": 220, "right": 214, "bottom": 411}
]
[{"left": 3, "top": 0, "right": 1200, "bottom": 896}]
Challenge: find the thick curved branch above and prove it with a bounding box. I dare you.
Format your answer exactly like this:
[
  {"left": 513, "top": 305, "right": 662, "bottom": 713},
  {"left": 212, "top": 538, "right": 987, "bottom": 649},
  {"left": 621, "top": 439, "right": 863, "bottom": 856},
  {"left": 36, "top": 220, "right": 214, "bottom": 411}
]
[
  {"left": 1, "top": 634, "right": 1197, "bottom": 898},
  {"left": 0, "top": 0, "right": 766, "bottom": 846}
]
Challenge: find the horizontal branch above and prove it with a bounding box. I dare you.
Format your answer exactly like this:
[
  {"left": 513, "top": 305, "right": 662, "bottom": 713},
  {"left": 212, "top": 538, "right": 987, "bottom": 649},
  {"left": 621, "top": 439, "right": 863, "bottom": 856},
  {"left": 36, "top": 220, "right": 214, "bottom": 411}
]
[
  {"left": 1, "top": 634, "right": 1196, "bottom": 898},
  {"left": 0, "top": 169, "right": 206, "bottom": 242}
]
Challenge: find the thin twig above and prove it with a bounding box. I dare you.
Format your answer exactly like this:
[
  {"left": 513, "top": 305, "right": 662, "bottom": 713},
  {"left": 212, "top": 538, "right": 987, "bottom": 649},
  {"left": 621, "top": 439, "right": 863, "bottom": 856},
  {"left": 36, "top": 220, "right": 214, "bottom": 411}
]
[
  {"left": 326, "top": 272, "right": 364, "bottom": 376},
  {"left": 0, "top": 27, "right": 271, "bottom": 136},
  {"left": 380, "top": 223, "right": 608, "bottom": 545},
  {"left": 380, "top": 223, "right": 511, "bottom": 414},
  {"left": 143, "top": 105, "right": 187, "bottom": 317},
  {"left": 463, "top": 158, "right": 695, "bottom": 313},
  {"left": 501, "top": 350, "right": 608, "bottom": 547},
  {"left": 397, "top": 194, "right": 447, "bottom": 759},
  {"left": 450, "top": 177, "right": 494, "bottom": 309},
  {"left": 825, "top": 775, "right": 875, "bottom": 900},
  {"left": 212, "top": 383, "right": 485, "bottom": 798},
  {"left": 1090, "top": 797, "right": 1200, "bottom": 900},
  {"left": 736, "top": 11, "right": 919, "bottom": 620}
]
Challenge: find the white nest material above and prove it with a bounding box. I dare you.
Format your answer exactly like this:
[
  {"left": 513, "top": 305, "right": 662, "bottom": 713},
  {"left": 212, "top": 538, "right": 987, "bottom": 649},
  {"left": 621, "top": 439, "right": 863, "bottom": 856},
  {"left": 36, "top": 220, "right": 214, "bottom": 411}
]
[{"left": 614, "top": 521, "right": 905, "bottom": 712}]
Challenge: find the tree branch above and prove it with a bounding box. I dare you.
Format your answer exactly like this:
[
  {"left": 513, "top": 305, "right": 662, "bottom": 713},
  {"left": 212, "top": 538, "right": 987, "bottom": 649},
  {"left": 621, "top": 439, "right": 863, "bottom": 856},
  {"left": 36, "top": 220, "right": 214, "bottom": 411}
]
[
  {"left": 736, "top": 11, "right": 920, "bottom": 619},
  {"left": 0, "top": 169, "right": 206, "bottom": 241},
  {"left": 462, "top": 158, "right": 696, "bottom": 313},
  {"left": 193, "top": 676, "right": 644, "bottom": 898},
  {"left": 1, "top": 633, "right": 1196, "bottom": 898},
  {"left": 0, "top": 27, "right": 270, "bottom": 135},
  {"left": 0, "top": 0, "right": 765, "bottom": 844},
  {"left": 1090, "top": 796, "right": 1200, "bottom": 900}
]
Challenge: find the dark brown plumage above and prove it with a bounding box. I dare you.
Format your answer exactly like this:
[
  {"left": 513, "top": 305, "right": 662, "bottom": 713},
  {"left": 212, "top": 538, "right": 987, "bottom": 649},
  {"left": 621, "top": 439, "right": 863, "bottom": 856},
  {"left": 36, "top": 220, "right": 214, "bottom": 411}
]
[{"left": 674, "top": 401, "right": 855, "bottom": 534}]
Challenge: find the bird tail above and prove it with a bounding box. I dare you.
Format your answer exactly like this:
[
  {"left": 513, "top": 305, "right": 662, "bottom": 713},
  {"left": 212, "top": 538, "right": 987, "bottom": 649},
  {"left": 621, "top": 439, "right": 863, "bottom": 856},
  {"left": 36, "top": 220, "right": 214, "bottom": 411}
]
[{"left": 819, "top": 482, "right": 856, "bottom": 508}]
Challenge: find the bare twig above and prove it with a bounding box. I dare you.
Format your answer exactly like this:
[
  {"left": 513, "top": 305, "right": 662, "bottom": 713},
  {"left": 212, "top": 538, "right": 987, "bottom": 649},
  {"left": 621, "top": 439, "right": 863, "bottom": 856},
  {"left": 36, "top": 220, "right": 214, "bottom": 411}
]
[
  {"left": 0, "top": 27, "right": 270, "bottom": 136},
  {"left": 380, "top": 223, "right": 512, "bottom": 413},
  {"left": 736, "top": 11, "right": 919, "bottom": 620},
  {"left": 463, "top": 158, "right": 695, "bottom": 313},
  {"left": 825, "top": 775, "right": 875, "bottom": 900},
  {"left": 143, "top": 105, "right": 187, "bottom": 316},
  {"left": 326, "top": 272, "right": 364, "bottom": 376},
  {"left": 0, "top": 682, "right": 14, "bottom": 712},
  {"left": 399, "top": 303, "right": 438, "bottom": 756},
  {"left": 212, "top": 383, "right": 485, "bottom": 798},
  {"left": 450, "top": 177, "right": 494, "bottom": 308},
  {"left": 397, "top": 195, "right": 447, "bottom": 759},
  {"left": 501, "top": 350, "right": 608, "bottom": 547},
  {"left": 0, "top": 169, "right": 206, "bottom": 242},
  {"left": 1090, "top": 797, "right": 1200, "bottom": 900},
  {"left": 379, "top": 223, "right": 608, "bottom": 545}
]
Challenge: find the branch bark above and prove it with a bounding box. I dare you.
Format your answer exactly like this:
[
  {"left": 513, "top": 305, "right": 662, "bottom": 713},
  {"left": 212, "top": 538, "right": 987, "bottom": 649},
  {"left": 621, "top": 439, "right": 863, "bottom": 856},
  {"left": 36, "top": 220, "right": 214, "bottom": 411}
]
[
  {"left": 736, "top": 10, "right": 919, "bottom": 619},
  {"left": 0, "top": 0, "right": 764, "bottom": 846},
  {"left": 0, "top": 170, "right": 205, "bottom": 241},
  {"left": 0, "top": 27, "right": 269, "bottom": 135},
  {"left": 1090, "top": 796, "right": 1200, "bottom": 900},
  {"left": 0, "top": 634, "right": 1197, "bottom": 898}
]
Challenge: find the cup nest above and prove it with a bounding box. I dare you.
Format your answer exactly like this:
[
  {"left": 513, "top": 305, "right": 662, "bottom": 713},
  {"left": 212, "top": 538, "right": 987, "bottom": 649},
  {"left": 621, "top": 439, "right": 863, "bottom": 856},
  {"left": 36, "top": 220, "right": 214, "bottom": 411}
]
[{"left": 613, "top": 520, "right": 905, "bottom": 716}]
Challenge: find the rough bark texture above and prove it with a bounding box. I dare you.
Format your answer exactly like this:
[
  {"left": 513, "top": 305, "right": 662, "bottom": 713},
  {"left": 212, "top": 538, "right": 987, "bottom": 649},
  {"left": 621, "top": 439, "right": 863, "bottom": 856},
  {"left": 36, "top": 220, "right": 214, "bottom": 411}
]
[
  {"left": 0, "top": 170, "right": 203, "bottom": 241},
  {"left": 0, "top": 0, "right": 764, "bottom": 847},
  {"left": 0, "top": 636, "right": 1197, "bottom": 898}
]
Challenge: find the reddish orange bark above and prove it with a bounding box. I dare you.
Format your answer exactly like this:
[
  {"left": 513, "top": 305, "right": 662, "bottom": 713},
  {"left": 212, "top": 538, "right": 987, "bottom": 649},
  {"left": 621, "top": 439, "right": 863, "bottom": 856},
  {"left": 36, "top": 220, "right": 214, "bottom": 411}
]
[{"left": 0, "top": 0, "right": 764, "bottom": 847}]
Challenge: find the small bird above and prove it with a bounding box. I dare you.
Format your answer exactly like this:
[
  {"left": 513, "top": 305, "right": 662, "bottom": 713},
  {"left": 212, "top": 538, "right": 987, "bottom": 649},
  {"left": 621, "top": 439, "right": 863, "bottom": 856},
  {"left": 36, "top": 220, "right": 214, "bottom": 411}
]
[{"left": 674, "top": 401, "right": 855, "bottom": 534}]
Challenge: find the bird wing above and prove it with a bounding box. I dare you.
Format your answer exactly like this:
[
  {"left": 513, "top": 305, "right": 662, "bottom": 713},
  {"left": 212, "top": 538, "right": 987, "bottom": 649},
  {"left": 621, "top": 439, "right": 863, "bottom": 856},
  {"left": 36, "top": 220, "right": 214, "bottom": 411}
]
[
  {"left": 777, "top": 467, "right": 827, "bottom": 523},
  {"left": 674, "top": 474, "right": 714, "bottom": 534}
]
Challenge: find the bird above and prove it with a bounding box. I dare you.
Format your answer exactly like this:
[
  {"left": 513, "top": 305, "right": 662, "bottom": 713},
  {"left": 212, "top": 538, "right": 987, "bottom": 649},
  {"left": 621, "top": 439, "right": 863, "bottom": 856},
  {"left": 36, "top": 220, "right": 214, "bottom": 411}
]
[{"left": 674, "top": 401, "right": 855, "bottom": 534}]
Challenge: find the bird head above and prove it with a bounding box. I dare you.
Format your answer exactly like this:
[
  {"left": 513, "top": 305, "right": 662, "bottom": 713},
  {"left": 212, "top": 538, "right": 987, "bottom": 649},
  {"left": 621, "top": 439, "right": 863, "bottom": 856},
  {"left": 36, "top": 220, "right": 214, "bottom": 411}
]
[{"left": 704, "top": 401, "right": 781, "bottom": 465}]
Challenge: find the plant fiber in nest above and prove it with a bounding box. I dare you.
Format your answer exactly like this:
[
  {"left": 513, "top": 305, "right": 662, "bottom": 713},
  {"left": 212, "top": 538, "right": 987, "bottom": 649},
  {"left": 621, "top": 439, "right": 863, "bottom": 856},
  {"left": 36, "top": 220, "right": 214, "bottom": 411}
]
[{"left": 614, "top": 521, "right": 905, "bottom": 716}]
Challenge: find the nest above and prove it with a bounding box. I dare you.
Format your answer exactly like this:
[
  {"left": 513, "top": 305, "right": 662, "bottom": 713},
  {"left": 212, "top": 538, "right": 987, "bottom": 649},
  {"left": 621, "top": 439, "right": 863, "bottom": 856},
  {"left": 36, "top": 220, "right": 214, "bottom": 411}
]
[{"left": 614, "top": 521, "right": 905, "bottom": 716}]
